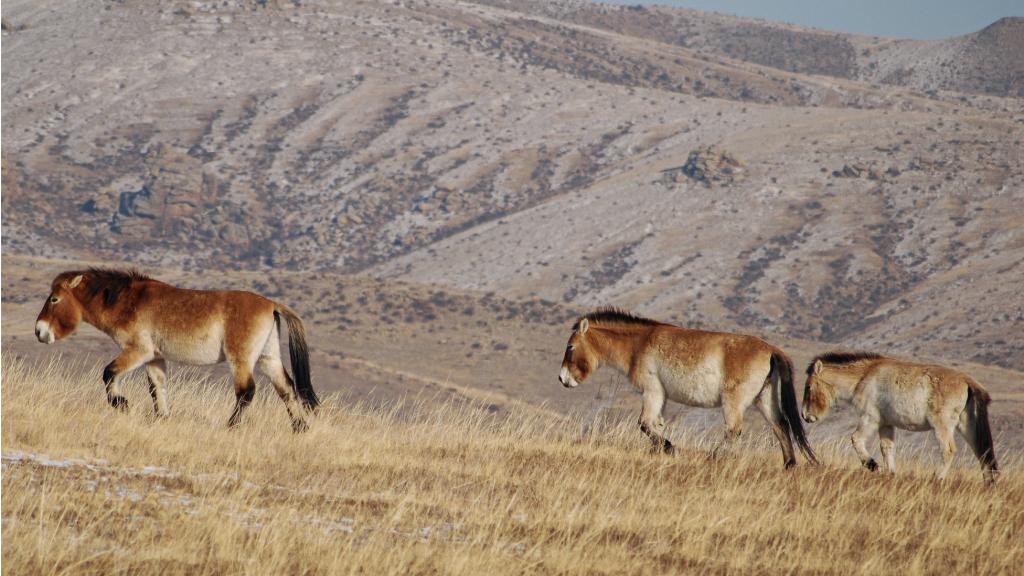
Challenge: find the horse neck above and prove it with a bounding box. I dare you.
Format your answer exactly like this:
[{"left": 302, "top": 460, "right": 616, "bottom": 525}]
[
  {"left": 822, "top": 362, "right": 872, "bottom": 400},
  {"left": 72, "top": 285, "right": 118, "bottom": 334},
  {"left": 587, "top": 324, "right": 650, "bottom": 375}
]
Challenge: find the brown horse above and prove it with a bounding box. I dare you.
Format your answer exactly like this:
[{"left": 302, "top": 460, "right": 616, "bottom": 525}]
[
  {"left": 559, "top": 309, "right": 816, "bottom": 468},
  {"left": 35, "top": 268, "right": 319, "bottom": 431},
  {"left": 802, "top": 352, "right": 998, "bottom": 482}
]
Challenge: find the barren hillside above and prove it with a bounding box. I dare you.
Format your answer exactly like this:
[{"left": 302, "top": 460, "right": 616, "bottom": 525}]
[
  {"left": 2, "top": 0, "right": 1022, "bottom": 374},
  {"left": 475, "top": 2, "right": 1024, "bottom": 98}
]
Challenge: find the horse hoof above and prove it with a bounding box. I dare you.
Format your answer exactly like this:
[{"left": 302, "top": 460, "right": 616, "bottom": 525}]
[
  {"left": 109, "top": 396, "right": 129, "bottom": 411},
  {"left": 864, "top": 459, "right": 879, "bottom": 472},
  {"left": 784, "top": 459, "right": 797, "bottom": 470},
  {"left": 292, "top": 420, "right": 309, "bottom": 434}
]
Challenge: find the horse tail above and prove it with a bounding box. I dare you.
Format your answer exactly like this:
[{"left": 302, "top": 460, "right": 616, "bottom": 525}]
[
  {"left": 772, "top": 350, "right": 818, "bottom": 465},
  {"left": 967, "top": 384, "right": 998, "bottom": 479},
  {"left": 274, "top": 304, "right": 320, "bottom": 412}
]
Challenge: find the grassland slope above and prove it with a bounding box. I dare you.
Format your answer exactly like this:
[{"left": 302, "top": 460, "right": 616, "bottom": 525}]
[{"left": 3, "top": 355, "right": 1023, "bottom": 575}]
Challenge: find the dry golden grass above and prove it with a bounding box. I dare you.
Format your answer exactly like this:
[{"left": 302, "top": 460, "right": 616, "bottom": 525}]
[{"left": 2, "top": 353, "right": 1023, "bottom": 575}]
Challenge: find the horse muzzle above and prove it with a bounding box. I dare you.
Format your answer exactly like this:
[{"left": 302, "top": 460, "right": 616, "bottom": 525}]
[
  {"left": 558, "top": 367, "right": 578, "bottom": 389},
  {"left": 35, "top": 321, "right": 55, "bottom": 344}
]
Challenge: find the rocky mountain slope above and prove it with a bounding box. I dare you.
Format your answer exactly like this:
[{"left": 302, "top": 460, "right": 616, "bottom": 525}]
[
  {"left": 474, "top": 1, "right": 1024, "bottom": 98},
  {"left": 2, "top": 0, "right": 1023, "bottom": 373}
]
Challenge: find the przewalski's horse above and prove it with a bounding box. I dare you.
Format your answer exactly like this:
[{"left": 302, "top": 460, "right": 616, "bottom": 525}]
[
  {"left": 802, "top": 352, "right": 998, "bottom": 482},
  {"left": 558, "top": 309, "right": 817, "bottom": 468},
  {"left": 35, "top": 269, "right": 320, "bottom": 432}
]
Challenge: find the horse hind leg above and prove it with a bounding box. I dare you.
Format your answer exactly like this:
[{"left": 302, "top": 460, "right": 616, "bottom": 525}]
[
  {"left": 259, "top": 355, "right": 309, "bottom": 433},
  {"left": 933, "top": 421, "right": 957, "bottom": 480},
  {"left": 755, "top": 385, "right": 796, "bottom": 468},
  {"left": 711, "top": 393, "right": 745, "bottom": 460},
  {"left": 712, "top": 374, "right": 764, "bottom": 461},
  {"left": 956, "top": 396, "right": 998, "bottom": 483},
  {"left": 227, "top": 363, "right": 256, "bottom": 428},
  {"left": 145, "top": 359, "right": 170, "bottom": 418}
]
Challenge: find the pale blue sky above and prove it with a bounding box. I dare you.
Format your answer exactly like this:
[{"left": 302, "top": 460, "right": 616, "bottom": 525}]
[{"left": 608, "top": 0, "right": 1023, "bottom": 39}]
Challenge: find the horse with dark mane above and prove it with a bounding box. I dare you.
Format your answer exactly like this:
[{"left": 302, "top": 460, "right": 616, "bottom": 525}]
[
  {"left": 558, "top": 309, "right": 817, "bottom": 468},
  {"left": 35, "top": 268, "right": 320, "bottom": 432},
  {"left": 803, "top": 351, "right": 998, "bottom": 482}
]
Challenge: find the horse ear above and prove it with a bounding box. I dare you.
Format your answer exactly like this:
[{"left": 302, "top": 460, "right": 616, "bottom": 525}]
[
  {"left": 578, "top": 318, "right": 589, "bottom": 335},
  {"left": 67, "top": 274, "right": 84, "bottom": 289},
  {"left": 813, "top": 360, "right": 823, "bottom": 375}
]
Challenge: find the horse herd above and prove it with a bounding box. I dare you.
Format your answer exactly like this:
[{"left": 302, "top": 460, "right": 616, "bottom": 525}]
[{"left": 34, "top": 268, "right": 999, "bottom": 482}]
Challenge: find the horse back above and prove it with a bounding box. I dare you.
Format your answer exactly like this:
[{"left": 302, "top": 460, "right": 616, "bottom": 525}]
[{"left": 134, "top": 282, "right": 271, "bottom": 321}]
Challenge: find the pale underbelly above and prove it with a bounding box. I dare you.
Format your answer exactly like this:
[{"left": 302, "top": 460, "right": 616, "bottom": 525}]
[
  {"left": 660, "top": 371, "right": 723, "bottom": 408},
  {"left": 157, "top": 338, "right": 226, "bottom": 366},
  {"left": 877, "top": 397, "right": 932, "bottom": 431}
]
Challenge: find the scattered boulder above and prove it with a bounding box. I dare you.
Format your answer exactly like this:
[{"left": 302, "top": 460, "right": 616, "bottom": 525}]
[
  {"left": 662, "top": 146, "right": 744, "bottom": 187},
  {"left": 832, "top": 163, "right": 867, "bottom": 178},
  {"left": 831, "top": 162, "right": 895, "bottom": 181},
  {"left": 1, "top": 17, "right": 24, "bottom": 32},
  {"left": 908, "top": 156, "right": 937, "bottom": 171}
]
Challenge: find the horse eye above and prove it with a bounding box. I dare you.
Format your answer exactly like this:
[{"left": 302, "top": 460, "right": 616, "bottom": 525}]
[{"left": 50, "top": 297, "right": 59, "bottom": 304}]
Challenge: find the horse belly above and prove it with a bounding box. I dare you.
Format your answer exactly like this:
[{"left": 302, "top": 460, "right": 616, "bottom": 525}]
[
  {"left": 157, "top": 327, "right": 226, "bottom": 366},
  {"left": 659, "top": 361, "right": 723, "bottom": 408},
  {"left": 877, "top": 388, "right": 931, "bottom": 431}
]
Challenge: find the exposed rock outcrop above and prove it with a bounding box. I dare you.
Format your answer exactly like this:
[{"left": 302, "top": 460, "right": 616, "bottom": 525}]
[{"left": 662, "top": 146, "right": 744, "bottom": 187}]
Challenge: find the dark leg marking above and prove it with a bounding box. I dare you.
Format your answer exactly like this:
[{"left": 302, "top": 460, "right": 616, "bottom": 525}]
[
  {"left": 103, "top": 364, "right": 129, "bottom": 412},
  {"left": 227, "top": 386, "right": 256, "bottom": 428},
  {"left": 640, "top": 422, "right": 674, "bottom": 455}
]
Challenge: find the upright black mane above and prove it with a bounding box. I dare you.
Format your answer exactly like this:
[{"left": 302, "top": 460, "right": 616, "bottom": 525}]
[
  {"left": 79, "top": 268, "right": 151, "bottom": 307},
  {"left": 807, "top": 351, "right": 884, "bottom": 374},
  {"left": 573, "top": 308, "right": 661, "bottom": 331}
]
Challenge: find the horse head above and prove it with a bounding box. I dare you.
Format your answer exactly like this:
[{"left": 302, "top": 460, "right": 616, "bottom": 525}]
[{"left": 36, "top": 272, "right": 86, "bottom": 344}]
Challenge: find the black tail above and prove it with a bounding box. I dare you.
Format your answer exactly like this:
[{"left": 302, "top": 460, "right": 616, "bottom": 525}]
[
  {"left": 772, "top": 351, "right": 818, "bottom": 465},
  {"left": 968, "top": 386, "right": 998, "bottom": 476},
  {"left": 275, "top": 306, "right": 320, "bottom": 412}
]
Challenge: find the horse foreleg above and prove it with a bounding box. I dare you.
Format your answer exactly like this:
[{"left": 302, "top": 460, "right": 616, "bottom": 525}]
[
  {"left": 851, "top": 416, "right": 879, "bottom": 471},
  {"left": 878, "top": 425, "right": 896, "bottom": 475},
  {"left": 102, "top": 346, "right": 154, "bottom": 411},
  {"left": 638, "top": 381, "right": 673, "bottom": 455},
  {"left": 145, "top": 359, "right": 170, "bottom": 418}
]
